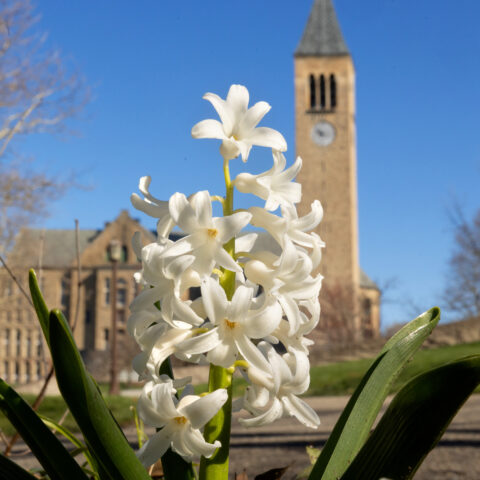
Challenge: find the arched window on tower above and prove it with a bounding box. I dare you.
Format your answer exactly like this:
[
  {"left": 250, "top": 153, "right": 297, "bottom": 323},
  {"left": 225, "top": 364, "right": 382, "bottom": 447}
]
[
  {"left": 309, "top": 74, "right": 316, "bottom": 109},
  {"left": 319, "top": 74, "right": 326, "bottom": 109},
  {"left": 330, "top": 74, "right": 337, "bottom": 109}
]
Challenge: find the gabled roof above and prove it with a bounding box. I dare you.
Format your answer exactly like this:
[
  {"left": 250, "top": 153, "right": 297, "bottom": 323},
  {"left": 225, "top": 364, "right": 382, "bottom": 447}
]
[
  {"left": 7, "top": 229, "right": 100, "bottom": 268},
  {"left": 360, "top": 269, "right": 379, "bottom": 291},
  {"left": 295, "top": 0, "right": 349, "bottom": 57}
]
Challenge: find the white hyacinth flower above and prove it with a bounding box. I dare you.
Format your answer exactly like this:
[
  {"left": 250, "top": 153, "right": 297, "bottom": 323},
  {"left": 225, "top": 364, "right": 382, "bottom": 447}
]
[
  {"left": 191, "top": 84, "right": 287, "bottom": 162},
  {"left": 130, "top": 176, "right": 174, "bottom": 238},
  {"left": 234, "top": 151, "right": 302, "bottom": 210},
  {"left": 160, "top": 190, "right": 251, "bottom": 276},
  {"left": 177, "top": 277, "right": 281, "bottom": 372},
  {"left": 136, "top": 381, "right": 228, "bottom": 466},
  {"left": 240, "top": 343, "right": 319, "bottom": 429}
]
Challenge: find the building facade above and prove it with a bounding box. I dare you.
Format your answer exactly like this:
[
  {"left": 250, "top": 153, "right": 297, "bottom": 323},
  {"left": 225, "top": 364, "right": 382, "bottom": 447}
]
[
  {"left": 295, "top": 0, "right": 380, "bottom": 340},
  {"left": 0, "top": 211, "right": 153, "bottom": 383}
]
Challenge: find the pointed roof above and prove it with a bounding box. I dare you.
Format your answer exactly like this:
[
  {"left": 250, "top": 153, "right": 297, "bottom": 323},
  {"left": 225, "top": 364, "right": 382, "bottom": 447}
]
[{"left": 295, "top": 0, "right": 349, "bottom": 57}]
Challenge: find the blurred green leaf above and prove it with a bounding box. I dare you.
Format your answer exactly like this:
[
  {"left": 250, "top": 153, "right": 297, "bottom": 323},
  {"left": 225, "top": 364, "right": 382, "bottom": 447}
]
[
  {"left": 341, "top": 355, "right": 480, "bottom": 480},
  {"left": 309, "top": 307, "right": 440, "bottom": 480},
  {"left": 48, "top": 309, "right": 151, "bottom": 479},
  {"left": 0, "top": 379, "right": 88, "bottom": 480},
  {"left": 40, "top": 414, "right": 97, "bottom": 474},
  {"left": 0, "top": 453, "right": 39, "bottom": 480},
  {"left": 28, "top": 269, "right": 51, "bottom": 346}
]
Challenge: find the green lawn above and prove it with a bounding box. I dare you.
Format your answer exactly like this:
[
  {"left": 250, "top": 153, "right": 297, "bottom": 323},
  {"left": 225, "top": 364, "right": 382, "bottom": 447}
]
[
  {"left": 308, "top": 341, "right": 480, "bottom": 396},
  {"left": 0, "top": 394, "right": 136, "bottom": 437}
]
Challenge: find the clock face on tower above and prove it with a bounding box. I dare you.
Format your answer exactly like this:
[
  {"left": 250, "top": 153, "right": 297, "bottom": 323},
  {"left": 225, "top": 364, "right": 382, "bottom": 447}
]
[{"left": 311, "top": 121, "right": 336, "bottom": 146}]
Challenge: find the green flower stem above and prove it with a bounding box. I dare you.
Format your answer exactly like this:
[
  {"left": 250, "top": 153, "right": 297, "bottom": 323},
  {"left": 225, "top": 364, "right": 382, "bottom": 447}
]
[{"left": 199, "top": 158, "right": 236, "bottom": 480}]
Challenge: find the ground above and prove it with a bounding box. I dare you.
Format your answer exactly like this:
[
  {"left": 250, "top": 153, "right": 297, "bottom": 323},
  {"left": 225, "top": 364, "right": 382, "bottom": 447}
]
[{"left": 8, "top": 394, "right": 480, "bottom": 479}]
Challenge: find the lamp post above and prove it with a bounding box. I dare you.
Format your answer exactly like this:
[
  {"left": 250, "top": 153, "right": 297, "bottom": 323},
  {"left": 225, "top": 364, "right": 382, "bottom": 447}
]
[{"left": 109, "top": 239, "right": 121, "bottom": 395}]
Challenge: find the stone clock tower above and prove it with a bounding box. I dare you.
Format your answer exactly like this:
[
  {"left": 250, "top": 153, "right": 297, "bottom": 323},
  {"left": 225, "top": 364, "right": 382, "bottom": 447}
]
[{"left": 295, "top": 0, "right": 380, "bottom": 339}]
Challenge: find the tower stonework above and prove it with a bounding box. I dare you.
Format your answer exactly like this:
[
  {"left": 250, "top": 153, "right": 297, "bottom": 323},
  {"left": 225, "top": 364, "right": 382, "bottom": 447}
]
[{"left": 295, "top": 0, "right": 379, "bottom": 339}]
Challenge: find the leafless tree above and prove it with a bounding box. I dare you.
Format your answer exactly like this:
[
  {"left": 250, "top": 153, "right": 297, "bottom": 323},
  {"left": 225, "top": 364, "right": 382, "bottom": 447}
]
[
  {"left": 444, "top": 205, "right": 480, "bottom": 319},
  {"left": 0, "top": 0, "right": 88, "bottom": 253}
]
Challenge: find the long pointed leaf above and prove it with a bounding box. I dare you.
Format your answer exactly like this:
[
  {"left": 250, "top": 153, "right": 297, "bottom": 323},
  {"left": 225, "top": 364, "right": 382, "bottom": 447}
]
[
  {"left": 0, "top": 379, "right": 88, "bottom": 480},
  {"left": 0, "top": 453, "right": 39, "bottom": 480},
  {"left": 309, "top": 307, "right": 440, "bottom": 480},
  {"left": 29, "top": 269, "right": 51, "bottom": 346},
  {"left": 48, "top": 309, "right": 151, "bottom": 480},
  {"left": 341, "top": 355, "right": 480, "bottom": 479}
]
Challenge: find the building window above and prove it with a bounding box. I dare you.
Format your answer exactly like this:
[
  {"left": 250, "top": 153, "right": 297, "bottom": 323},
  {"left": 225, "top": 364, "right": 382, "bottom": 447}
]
[
  {"left": 16, "top": 330, "right": 21, "bottom": 356},
  {"left": 25, "top": 362, "right": 31, "bottom": 383},
  {"left": 319, "top": 74, "right": 326, "bottom": 109},
  {"left": 61, "top": 278, "right": 69, "bottom": 307},
  {"left": 104, "top": 329, "right": 109, "bottom": 350},
  {"left": 117, "top": 279, "right": 127, "bottom": 307},
  {"left": 104, "top": 277, "right": 110, "bottom": 305},
  {"left": 3, "top": 361, "right": 8, "bottom": 381},
  {"left": 85, "top": 309, "right": 92, "bottom": 324},
  {"left": 36, "top": 337, "right": 42, "bottom": 357},
  {"left": 36, "top": 362, "right": 42, "bottom": 380},
  {"left": 17, "top": 310, "right": 22, "bottom": 323},
  {"left": 121, "top": 245, "right": 129, "bottom": 263},
  {"left": 4, "top": 329, "right": 9, "bottom": 355},
  {"left": 26, "top": 335, "right": 31, "bottom": 357},
  {"left": 330, "top": 74, "right": 337, "bottom": 109},
  {"left": 14, "top": 362, "right": 19, "bottom": 383},
  {"left": 4, "top": 281, "right": 12, "bottom": 297},
  {"left": 117, "top": 309, "right": 126, "bottom": 325},
  {"left": 309, "top": 74, "right": 316, "bottom": 108}
]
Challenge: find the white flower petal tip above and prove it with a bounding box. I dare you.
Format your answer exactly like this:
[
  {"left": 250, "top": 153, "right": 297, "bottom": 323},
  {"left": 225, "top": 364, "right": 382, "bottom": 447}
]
[{"left": 192, "top": 84, "right": 287, "bottom": 161}]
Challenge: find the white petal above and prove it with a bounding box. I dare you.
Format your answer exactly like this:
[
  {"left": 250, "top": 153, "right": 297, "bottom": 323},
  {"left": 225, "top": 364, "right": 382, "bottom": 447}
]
[
  {"left": 213, "top": 247, "right": 243, "bottom": 273},
  {"left": 281, "top": 395, "right": 320, "bottom": 429},
  {"left": 191, "top": 191, "right": 212, "bottom": 228},
  {"left": 243, "top": 298, "right": 283, "bottom": 339},
  {"left": 203, "top": 92, "right": 235, "bottom": 135},
  {"left": 179, "top": 389, "right": 228, "bottom": 429},
  {"left": 248, "top": 127, "right": 287, "bottom": 151},
  {"left": 201, "top": 277, "right": 227, "bottom": 325},
  {"left": 182, "top": 427, "right": 221, "bottom": 458},
  {"left": 235, "top": 335, "right": 271, "bottom": 373},
  {"left": 215, "top": 211, "right": 252, "bottom": 244},
  {"left": 136, "top": 425, "right": 175, "bottom": 467},
  {"left": 131, "top": 193, "right": 168, "bottom": 218},
  {"left": 191, "top": 119, "right": 226, "bottom": 139},
  {"left": 226, "top": 84, "right": 249, "bottom": 119},
  {"left": 160, "top": 234, "right": 202, "bottom": 258},
  {"left": 220, "top": 138, "right": 240, "bottom": 160},
  {"left": 238, "top": 101, "right": 271, "bottom": 136},
  {"left": 177, "top": 328, "right": 221, "bottom": 355},
  {"left": 229, "top": 285, "right": 253, "bottom": 322},
  {"left": 168, "top": 193, "right": 197, "bottom": 233},
  {"left": 239, "top": 398, "right": 283, "bottom": 427},
  {"left": 207, "top": 340, "right": 237, "bottom": 368},
  {"left": 172, "top": 296, "right": 204, "bottom": 327}
]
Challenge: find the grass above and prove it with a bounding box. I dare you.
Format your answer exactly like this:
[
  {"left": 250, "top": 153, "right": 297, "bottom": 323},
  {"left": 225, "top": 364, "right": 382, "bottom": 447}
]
[
  {"left": 1, "top": 341, "right": 479, "bottom": 438},
  {"left": 0, "top": 393, "right": 136, "bottom": 437},
  {"left": 307, "top": 341, "right": 480, "bottom": 396}
]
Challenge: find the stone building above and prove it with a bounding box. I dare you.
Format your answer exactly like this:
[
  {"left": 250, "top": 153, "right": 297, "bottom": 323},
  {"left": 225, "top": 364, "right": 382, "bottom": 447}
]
[
  {"left": 295, "top": 0, "right": 381, "bottom": 340},
  {"left": 0, "top": 211, "right": 153, "bottom": 384}
]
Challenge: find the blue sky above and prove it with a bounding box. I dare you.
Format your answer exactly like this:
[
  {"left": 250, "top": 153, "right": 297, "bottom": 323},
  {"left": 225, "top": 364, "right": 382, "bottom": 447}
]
[{"left": 19, "top": 1, "right": 480, "bottom": 329}]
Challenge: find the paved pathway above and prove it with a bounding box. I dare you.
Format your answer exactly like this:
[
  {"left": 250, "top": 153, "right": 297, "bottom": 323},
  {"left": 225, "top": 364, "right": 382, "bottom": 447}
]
[{"left": 7, "top": 394, "right": 480, "bottom": 479}]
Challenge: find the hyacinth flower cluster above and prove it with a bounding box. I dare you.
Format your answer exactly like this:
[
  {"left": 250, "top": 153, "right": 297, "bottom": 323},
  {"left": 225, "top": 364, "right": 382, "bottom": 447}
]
[{"left": 128, "top": 84, "right": 324, "bottom": 473}]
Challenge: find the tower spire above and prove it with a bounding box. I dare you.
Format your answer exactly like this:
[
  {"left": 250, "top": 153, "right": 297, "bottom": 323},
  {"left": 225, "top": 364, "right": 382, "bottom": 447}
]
[{"left": 295, "top": 0, "right": 349, "bottom": 57}]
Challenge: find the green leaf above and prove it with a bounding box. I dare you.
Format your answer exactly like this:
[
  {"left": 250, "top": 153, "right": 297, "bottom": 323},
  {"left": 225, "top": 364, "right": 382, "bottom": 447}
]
[
  {"left": 28, "top": 269, "right": 51, "bottom": 346},
  {"left": 39, "top": 414, "right": 98, "bottom": 474},
  {"left": 0, "top": 453, "right": 39, "bottom": 480},
  {"left": 309, "top": 307, "right": 440, "bottom": 480},
  {"left": 0, "top": 379, "right": 88, "bottom": 480},
  {"left": 48, "top": 309, "right": 151, "bottom": 480},
  {"left": 341, "top": 355, "right": 480, "bottom": 480}
]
